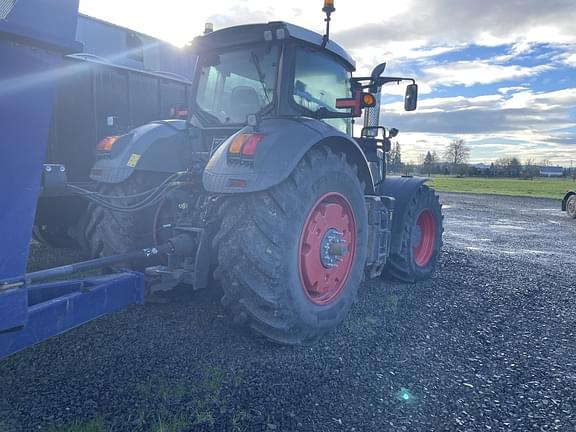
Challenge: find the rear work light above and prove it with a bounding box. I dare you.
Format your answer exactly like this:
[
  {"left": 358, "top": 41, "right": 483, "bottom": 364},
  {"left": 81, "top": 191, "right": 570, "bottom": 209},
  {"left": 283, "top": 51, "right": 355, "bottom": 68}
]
[
  {"left": 96, "top": 135, "right": 119, "bottom": 153},
  {"left": 227, "top": 133, "right": 264, "bottom": 158}
]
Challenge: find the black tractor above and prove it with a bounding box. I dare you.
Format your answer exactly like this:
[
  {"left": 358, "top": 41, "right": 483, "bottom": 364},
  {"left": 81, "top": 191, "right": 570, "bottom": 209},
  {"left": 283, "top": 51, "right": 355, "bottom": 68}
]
[{"left": 74, "top": 2, "right": 443, "bottom": 344}]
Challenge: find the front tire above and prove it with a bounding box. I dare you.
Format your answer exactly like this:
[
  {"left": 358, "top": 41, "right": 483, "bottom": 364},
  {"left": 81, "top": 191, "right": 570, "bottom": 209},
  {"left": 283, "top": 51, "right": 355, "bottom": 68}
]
[
  {"left": 385, "top": 185, "right": 443, "bottom": 282},
  {"left": 214, "top": 147, "right": 368, "bottom": 344},
  {"left": 567, "top": 195, "right": 576, "bottom": 219}
]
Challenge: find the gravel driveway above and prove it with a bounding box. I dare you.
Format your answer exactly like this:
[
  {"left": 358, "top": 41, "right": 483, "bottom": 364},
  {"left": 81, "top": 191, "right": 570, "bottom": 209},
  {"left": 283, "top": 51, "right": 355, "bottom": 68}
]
[{"left": 0, "top": 193, "right": 575, "bottom": 432}]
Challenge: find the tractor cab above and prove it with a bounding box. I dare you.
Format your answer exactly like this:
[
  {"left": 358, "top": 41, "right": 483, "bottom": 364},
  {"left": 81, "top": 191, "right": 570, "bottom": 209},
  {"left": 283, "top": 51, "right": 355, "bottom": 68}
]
[
  {"left": 189, "top": 21, "right": 356, "bottom": 136},
  {"left": 189, "top": 19, "right": 418, "bottom": 169}
]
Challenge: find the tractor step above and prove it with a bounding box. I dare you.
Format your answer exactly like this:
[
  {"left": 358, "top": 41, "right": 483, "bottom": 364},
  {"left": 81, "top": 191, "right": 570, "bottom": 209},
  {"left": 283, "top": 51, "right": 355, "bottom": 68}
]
[{"left": 364, "top": 195, "right": 395, "bottom": 279}]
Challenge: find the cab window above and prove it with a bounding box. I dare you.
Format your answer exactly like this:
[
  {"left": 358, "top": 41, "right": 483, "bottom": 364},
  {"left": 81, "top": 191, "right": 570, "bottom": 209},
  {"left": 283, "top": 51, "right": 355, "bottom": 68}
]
[
  {"left": 196, "top": 45, "right": 279, "bottom": 124},
  {"left": 293, "top": 46, "right": 352, "bottom": 133}
]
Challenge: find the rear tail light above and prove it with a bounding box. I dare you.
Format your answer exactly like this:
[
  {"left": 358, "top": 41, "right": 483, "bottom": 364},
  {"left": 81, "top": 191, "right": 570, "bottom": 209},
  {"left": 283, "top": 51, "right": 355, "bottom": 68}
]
[
  {"left": 228, "top": 134, "right": 246, "bottom": 154},
  {"left": 96, "top": 135, "right": 119, "bottom": 153},
  {"left": 227, "top": 133, "right": 264, "bottom": 159},
  {"left": 240, "top": 134, "right": 264, "bottom": 156}
]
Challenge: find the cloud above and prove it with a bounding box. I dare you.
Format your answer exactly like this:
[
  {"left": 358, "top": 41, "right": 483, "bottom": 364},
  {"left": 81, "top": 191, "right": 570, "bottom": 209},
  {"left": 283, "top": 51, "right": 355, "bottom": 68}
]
[
  {"left": 380, "top": 88, "right": 576, "bottom": 164},
  {"left": 207, "top": 5, "right": 273, "bottom": 29},
  {"left": 334, "top": 0, "right": 576, "bottom": 49},
  {"left": 382, "top": 88, "right": 576, "bottom": 133},
  {"left": 561, "top": 52, "right": 576, "bottom": 67},
  {"left": 423, "top": 61, "right": 552, "bottom": 87},
  {"left": 498, "top": 86, "right": 530, "bottom": 94}
]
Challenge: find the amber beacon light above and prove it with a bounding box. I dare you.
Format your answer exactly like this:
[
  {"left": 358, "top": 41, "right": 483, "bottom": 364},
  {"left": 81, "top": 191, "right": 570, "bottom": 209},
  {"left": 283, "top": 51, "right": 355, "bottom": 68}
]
[{"left": 323, "top": 0, "right": 335, "bottom": 13}]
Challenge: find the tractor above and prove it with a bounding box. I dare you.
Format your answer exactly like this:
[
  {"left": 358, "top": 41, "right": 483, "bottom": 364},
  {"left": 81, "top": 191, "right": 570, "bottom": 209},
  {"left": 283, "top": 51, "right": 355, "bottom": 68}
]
[
  {"left": 69, "top": 1, "right": 444, "bottom": 344},
  {"left": 562, "top": 191, "right": 576, "bottom": 219}
]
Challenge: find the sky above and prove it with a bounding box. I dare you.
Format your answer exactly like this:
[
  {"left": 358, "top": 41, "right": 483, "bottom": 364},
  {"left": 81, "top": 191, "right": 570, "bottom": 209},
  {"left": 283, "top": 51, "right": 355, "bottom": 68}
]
[{"left": 79, "top": 0, "right": 576, "bottom": 166}]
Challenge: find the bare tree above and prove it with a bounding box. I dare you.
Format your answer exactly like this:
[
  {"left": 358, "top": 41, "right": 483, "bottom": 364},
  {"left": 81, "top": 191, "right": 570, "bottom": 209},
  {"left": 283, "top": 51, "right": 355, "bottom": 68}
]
[
  {"left": 444, "top": 139, "right": 471, "bottom": 174},
  {"left": 494, "top": 157, "right": 522, "bottom": 177},
  {"left": 387, "top": 141, "right": 402, "bottom": 173},
  {"left": 523, "top": 158, "right": 539, "bottom": 179}
]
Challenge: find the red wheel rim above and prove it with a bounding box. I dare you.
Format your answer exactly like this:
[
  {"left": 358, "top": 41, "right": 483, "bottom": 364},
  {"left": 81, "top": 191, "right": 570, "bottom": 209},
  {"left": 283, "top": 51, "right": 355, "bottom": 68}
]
[
  {"left": 298, "top": 192, "right": 356, "bottom": 305},
  {"left": 413, "top": 209, "right": 436, "bottom": 267}
]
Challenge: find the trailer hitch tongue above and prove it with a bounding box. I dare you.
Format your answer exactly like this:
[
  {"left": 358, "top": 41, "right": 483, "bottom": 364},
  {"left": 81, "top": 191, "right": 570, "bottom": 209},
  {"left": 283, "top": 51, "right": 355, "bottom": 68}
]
[{"left": 25, "top": 234, "right": 194, "bottom": 284}]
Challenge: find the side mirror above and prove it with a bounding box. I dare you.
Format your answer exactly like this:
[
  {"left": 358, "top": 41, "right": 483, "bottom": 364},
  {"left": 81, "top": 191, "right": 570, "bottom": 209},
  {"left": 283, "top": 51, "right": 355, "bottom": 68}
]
[{"left": 404, "top": 84, "right": 418, "bottom": 111}]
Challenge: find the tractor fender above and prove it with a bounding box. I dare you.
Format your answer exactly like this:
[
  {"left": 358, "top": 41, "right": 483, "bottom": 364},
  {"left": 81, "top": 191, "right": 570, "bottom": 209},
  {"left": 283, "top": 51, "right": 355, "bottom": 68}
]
[
  {"left": 378, "top": 176, "right": 429, "bottom": 254},
  {"left": 562, "top": 190, "right": 575, "bottom": 211},
  {"left": 90, "top": 120, "right": 193, "bottom": 184},
  {"left": 202, "top": 117, "right": 374, "bottom": 194}
]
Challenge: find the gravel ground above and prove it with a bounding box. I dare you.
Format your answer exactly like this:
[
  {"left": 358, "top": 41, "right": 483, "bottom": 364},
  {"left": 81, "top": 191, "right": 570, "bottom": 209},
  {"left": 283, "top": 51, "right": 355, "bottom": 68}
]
[{"left": 1, "top": 193, "right": 575, "bottom": 432}]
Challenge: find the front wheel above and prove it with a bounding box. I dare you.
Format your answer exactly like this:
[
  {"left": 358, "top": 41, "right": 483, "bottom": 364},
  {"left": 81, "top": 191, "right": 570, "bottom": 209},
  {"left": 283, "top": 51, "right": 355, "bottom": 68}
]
[
  {"left": 214, "top": 147, "right": 368, "bottom": 344},
  {"left": 567, "top": 195, "right": 576, "bottom": 219},
  {"left": 385, "top": 185, "right": 443, "bottom": 282}
]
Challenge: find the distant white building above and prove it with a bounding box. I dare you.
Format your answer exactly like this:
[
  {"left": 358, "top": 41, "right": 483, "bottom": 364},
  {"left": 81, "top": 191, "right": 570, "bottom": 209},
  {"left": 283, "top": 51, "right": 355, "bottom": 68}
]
[
  {"left": 539, "top": 166, "right": 564, "bottom": 177},
  {"left": 471, "top": 163, "right": 491, "bottom": 171}
]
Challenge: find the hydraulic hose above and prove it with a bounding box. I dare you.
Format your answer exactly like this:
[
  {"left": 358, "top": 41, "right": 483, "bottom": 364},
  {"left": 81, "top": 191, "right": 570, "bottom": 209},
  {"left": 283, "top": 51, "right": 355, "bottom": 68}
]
[{"left": 66, "top": 172, "right": 191, "bottom": 213}]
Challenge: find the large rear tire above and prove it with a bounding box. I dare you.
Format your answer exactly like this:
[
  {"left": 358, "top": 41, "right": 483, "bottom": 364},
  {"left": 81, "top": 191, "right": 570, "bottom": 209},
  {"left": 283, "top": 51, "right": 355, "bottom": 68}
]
[
  {"left": 33, "top": 197, "right": 87, "bottom": 249},
  {"left": 81, "top": 172, "right": 166, "bottom": 269},
  {"left": 32, "top": 223, "right": 77, "bottom": 249},
  {"left": 214, "top": 147, "right": 368, "bottom": 344},
  {"left": 385, "top": 185, "right": 443, "bottom": 282}
]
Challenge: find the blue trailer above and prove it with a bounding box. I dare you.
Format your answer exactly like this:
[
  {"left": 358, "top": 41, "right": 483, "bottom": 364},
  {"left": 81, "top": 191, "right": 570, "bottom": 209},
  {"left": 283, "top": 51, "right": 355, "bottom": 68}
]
[{"left": 0, "top": 0, "right": 146, "bottom": 359}]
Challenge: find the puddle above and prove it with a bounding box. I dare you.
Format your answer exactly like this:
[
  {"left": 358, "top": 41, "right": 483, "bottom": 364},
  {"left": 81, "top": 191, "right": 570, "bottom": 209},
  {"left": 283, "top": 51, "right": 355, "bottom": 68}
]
[{"left": 490, "top": 225, "right": 525, "bottom": 230}]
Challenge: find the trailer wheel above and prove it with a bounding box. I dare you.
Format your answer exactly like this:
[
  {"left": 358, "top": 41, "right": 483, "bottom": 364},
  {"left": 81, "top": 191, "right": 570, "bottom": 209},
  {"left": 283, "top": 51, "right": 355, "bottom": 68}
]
[
  {"left": 80, "top": 172, "right": 167, "bottom": 268},
  {"left": 214, "top": 147, "right": 368, "bottom": 344},
  {"left": 567, "top": 195, "right": 576, "bottom": 219},
  {"left": 386, "top": 185, "right": 443, "bottom": 282}
]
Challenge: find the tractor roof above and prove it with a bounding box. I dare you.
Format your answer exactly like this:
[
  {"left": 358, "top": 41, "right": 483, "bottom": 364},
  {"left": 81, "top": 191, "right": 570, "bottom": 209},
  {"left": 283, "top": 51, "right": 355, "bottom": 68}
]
[{"left": 192, "top": 21, "right": 356, "bottom": 70}]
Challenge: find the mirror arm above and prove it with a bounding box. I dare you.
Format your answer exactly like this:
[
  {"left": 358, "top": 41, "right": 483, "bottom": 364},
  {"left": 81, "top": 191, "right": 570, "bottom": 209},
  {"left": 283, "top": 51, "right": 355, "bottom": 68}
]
[
  {"left": 314, "top": 107, "right": 357, "bottom": 119},
  {"left": 351, "top": 76, "right": 415, "bottom": 91}
]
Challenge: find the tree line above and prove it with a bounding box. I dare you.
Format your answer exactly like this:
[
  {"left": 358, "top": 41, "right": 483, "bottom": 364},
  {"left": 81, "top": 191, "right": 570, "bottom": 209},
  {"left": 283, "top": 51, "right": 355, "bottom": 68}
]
[{"left": 386, "top": 139, "right": 574, "bottom": 178}]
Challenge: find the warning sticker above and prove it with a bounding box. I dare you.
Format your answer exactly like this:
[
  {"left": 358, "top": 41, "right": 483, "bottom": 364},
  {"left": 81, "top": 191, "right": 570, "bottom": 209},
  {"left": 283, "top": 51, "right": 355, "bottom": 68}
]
[{"left": 127, "top": 153, "right": 141, "bottom": 167}]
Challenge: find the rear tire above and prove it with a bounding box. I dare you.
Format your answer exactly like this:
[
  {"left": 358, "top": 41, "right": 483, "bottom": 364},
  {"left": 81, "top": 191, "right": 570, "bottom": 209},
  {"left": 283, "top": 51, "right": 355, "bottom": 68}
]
[
  {"left": 32, "top": 223, "right": 77, "bottom": 248},
  {"left": 567, "top": 195, "right": 576, "bottom": 219},
  {"left": 385, "top": 185, "right": 443, "bottom": 282},
  {"left": 81, "top": 172, "right": 166, "bottom": 269},
  {"left": 214, "top": 147, "right": 368, "bottom": 344}
]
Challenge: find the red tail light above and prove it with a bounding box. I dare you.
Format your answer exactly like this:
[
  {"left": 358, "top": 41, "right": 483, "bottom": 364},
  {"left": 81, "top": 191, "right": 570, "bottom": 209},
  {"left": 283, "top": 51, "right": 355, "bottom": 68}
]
[
  {"left": 96, "top": 135, "right": 119, "bottom": 153},
  {"left": 241, "top": 134, "right": 264, "bottom": 156},
  {"left": 227, "top": 133, "right": 264, "bottom": 158}
]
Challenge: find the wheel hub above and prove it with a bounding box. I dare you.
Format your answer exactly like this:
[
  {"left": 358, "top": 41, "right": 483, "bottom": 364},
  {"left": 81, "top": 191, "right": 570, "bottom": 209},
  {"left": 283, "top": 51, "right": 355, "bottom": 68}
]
[
  {"left": 320, "top": 228, "right": 348, "bottom": 268},
  {"left": 299, "top": 193, "right": 356, "bottom": 305}
]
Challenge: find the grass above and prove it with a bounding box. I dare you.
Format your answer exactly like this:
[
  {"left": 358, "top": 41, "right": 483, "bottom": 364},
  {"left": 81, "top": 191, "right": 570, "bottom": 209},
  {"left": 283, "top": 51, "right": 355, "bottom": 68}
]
[
  {"left": 0, "top": 421, "right": 14, "bottom": 432},
  {"left": 47, "top": 417, "right": 108, "bottom": 432},
  {"left": 131, "top": 366, "right": 247, "bottom": 430},
  {"left": 427, "top": 176, "right": 575, "bottom": 199},
  {"left": 151, "top": 415, "right": 189, "bottom": 432}
]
